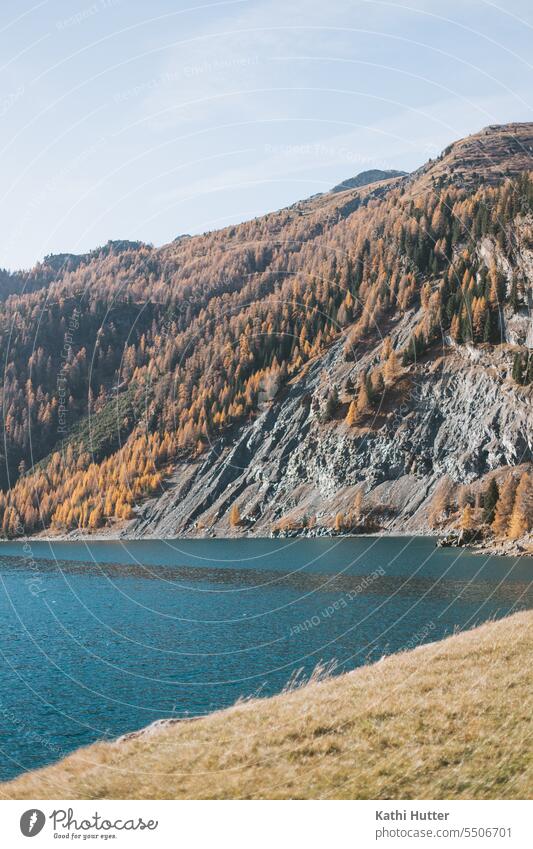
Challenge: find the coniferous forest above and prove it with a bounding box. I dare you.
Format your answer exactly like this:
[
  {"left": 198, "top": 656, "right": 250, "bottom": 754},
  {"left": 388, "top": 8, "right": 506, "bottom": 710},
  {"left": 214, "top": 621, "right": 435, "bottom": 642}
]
[{"left": 0, "top": 123, "right": 532, "bottom": 547}]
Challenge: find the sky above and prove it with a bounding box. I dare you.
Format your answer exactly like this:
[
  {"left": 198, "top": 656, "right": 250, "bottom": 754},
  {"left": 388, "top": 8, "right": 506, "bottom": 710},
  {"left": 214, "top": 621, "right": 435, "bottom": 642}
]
[{"left": 1, "top": 0, "right": 533, "bottom": 270}]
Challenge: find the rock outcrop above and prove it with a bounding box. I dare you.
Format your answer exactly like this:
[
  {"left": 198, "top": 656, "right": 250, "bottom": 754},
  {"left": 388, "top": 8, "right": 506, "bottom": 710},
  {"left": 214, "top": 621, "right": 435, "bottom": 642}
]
[{"left": 129, "top": 318, "right": 532, "bottom": 538}]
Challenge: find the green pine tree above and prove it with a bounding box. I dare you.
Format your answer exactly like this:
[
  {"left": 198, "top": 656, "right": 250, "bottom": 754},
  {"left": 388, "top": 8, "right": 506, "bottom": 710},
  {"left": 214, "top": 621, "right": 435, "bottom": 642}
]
[
  {"left": 483, "top": 478, "right": 499, "bottom": 524},
  {"left": 526, "top": 353, "right": 533, "bottom": 386},
  {"left": 512, "top": 352, "right": 524, "bottom": 385}
]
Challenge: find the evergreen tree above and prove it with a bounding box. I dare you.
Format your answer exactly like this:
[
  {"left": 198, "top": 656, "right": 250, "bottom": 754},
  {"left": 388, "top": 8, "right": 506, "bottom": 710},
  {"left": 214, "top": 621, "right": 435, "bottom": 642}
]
[
  {"left": 483, "top": 478, "right": 499, "bottom": 524},
  {"left": 527, "top": 353, "right": 533, "bottom": 385},
  {"left": 323, "top": 386, "right": 339, "bottom": 422},
  {"left": 512, "top": 352, "right": 524, "bottom": 384},
  {"left": 483, "top": 309, "right": 497, "bottom": 343}
]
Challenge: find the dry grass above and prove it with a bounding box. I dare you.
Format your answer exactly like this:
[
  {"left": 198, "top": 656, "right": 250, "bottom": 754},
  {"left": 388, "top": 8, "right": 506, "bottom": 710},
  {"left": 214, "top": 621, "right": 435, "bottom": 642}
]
[{"left": 2, "top": 611, "right": 532, "bottom": 800}]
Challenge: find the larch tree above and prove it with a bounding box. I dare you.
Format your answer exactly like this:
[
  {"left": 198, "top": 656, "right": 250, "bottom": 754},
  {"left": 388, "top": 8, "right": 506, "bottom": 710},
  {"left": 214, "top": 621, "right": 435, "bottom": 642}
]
[
  {"left": 381, "top": 336, "right": 392, "bottom": 361},
  {"left": 356, "top": 376, "right": 370, "bottom": 417},
  {"left": 229, "top": 503, "right": 241, "bottom": 527},
  {"left": 353, "top": 488, "right": 364, "bottom": 521},
  {"left": 507, "top": 472, "right": 532, "bottom": 540},
  {"left": 460, "top": 504, "right": 475, "bottom": 531},
  {"left": 345, "top": 401, "right": 357, "bottom": 426},
  {"left": 428, "top": 476, "right": 452, "bottom": 527},
  {"left": 492, "top": 475, "right": 518, "bottom": 537},
  {"left": 383, "top": 350, "right": 400, "bottom": 385}
]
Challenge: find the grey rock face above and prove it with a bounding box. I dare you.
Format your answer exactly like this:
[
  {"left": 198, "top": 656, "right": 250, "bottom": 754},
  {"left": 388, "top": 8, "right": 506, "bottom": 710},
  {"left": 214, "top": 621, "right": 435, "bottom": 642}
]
[{"left": 128, "top": 308, "right": 533, "bottom": 539}]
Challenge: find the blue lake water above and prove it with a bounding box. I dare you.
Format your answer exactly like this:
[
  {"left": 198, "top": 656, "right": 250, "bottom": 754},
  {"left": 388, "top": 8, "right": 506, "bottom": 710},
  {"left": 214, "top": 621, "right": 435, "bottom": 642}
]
[{"left": 0, "top": 536, "right": 531, "bottom": 782}]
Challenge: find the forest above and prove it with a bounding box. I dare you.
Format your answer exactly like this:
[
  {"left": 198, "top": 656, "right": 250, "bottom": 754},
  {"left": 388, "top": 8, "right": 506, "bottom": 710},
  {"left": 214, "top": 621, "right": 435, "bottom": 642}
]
[{"left": 0, "top": 150, "right": 532, "bottom": 544}]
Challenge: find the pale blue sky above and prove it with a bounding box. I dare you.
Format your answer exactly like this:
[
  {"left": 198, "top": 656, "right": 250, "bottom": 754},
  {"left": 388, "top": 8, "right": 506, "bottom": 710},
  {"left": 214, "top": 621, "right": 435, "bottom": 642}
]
[{"left": 1, "top": 0, "right": 533, "bottom": 270}]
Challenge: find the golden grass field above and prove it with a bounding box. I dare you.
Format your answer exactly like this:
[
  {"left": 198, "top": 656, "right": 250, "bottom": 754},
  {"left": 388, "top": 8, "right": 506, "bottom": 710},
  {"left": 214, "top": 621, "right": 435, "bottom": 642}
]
[{"left": 2, "top": 611, "right": 532, "bottom": 800}]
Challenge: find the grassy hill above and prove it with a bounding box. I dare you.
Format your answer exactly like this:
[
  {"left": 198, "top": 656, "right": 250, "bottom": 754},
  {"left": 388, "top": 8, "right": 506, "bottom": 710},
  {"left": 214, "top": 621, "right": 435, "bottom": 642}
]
[{"left": 2, "top": 611, "right": 531, "bottom": 800}]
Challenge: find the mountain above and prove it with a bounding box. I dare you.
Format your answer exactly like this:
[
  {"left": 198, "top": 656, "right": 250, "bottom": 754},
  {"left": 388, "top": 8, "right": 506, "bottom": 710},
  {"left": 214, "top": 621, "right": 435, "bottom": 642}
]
[
  {"left": 330, "top": 169, "right": 407, "bottom": 193},
  {"left": 409, "top": 122, "right": 533, "bottom": 192},
  {"left": 0, "top": 122, "right": 532, "bottom": 548}
]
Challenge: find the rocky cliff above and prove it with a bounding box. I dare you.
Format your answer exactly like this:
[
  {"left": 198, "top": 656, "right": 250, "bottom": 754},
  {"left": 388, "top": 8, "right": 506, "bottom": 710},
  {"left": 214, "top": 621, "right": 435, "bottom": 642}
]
[
  {"left": 129, "top": 315, "right": 532, "bottom": 540},
  {"left": 128, "top": 127, "right": 533, "bottom": 542}
]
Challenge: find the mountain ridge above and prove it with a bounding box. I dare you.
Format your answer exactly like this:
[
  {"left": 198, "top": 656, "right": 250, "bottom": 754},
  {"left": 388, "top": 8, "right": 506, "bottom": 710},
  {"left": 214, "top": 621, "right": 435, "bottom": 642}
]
[
  {"left": 330, "top": 168, "right": 407, "bottom": 193},
  {"left": 4, "top": 121, "right": 532, "bottom": 282}
]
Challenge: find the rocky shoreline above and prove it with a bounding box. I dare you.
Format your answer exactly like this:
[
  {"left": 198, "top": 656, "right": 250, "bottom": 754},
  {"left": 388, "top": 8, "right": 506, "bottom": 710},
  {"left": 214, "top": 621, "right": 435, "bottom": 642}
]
[{"left": 13, "top": 526, "right": 532, "bottom": 560}]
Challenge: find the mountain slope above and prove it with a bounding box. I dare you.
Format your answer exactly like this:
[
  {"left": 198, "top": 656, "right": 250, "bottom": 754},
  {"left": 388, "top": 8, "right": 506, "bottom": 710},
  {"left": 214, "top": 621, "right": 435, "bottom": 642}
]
[
  {"left": 130, "top": 322, "right": 533, "bottom": 539},
  {"left": 409, "top": 122, "right": 533, "bottom": 193},
  {"left": 0, "top": 122, "right": 532, "bottom": 546}
]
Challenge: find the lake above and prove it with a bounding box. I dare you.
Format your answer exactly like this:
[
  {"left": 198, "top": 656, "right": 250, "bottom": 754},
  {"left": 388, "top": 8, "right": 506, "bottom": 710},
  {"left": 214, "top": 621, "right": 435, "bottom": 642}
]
[{"left": 0, "top": 536, "right": 531, "bottom": 782}]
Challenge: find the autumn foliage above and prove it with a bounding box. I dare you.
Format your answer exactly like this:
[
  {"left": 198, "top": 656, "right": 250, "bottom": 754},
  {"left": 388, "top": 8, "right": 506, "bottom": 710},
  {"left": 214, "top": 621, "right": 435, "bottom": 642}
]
[{"left": 0, "top": 168, "right": 532, "bottom": 537}]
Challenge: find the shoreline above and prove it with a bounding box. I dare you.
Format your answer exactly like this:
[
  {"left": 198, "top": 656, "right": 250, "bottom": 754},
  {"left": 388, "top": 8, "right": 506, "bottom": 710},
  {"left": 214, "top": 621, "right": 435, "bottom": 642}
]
[
  {"left": 1, "top": 528, "right": 531, "bottom": 559},
  {"left": 2, "top": 610, "right": 531, "bottom": 800}
]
